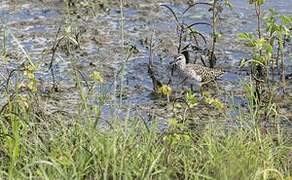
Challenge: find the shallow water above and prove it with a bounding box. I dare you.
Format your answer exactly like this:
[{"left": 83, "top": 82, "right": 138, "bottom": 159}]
[{"left": 0, "top": 0, "right": 291, "bottom": 128}]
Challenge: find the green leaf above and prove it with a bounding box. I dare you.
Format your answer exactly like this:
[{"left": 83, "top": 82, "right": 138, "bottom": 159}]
[
  {"left": 257, "top": 0, "right": 266, "bottom": 5},
  {"left": 238, "top": 32, "right": 253, "bottom": 40},
  {"left": 241, "top": 59, "right": 265, "bottom": 67},
  {"left": 266, "top": 44, "right": 273, "bottom": 56},
  {"left": 255, "top": 38, "right": 267, "bottom": 51},
  {"left": 240, "top": 58, "right": 247, "bottom": 68},
  {"left": 65, "top": 26, "right": 72, "bottom": 35},
  {"left": 158, "top": 84, "right": 172, "bottom": 96},
  {"left": 246, "top": 41, "right": 257, "bottom": 48},
  {"left": 249, "top": 0, "right": 265, "bottom": 5},
  {"left": 91, "top": 71, "right": 103, "bottom": 83},
  {"left": 67, "top": 36, "right": 79, "bottom": 46},
  {"left": 168, "top": 118, "right": 177, "bottom": 127},
  {"left": 215, "top": 32, "right": 223, "bottom": 39},
  {"left": 224, "top": 0, "right": 233, "bottom": 9},
  {"left": 185, "top": 90, "right": 198, "bottom": 108},
  {"left": 279, "top": 15, "right": 292, "bottom": 25},
  {"left": 270, "top": 24, "right": 279, "bottom": 34},
  {"left": 268, "top": 8, "right": 278, "bottom": 16}
]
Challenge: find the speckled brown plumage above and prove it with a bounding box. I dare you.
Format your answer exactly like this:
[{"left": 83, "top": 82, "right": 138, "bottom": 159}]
[{"left": 172, "top": 54, "right": 224, "bottom": 85}]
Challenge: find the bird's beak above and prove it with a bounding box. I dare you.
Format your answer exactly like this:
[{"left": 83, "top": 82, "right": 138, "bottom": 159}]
[
  {"left": 169, "top": 60, "right": 176, "bottom": 65},
  {"left": 170, "top": 57, "right": 179, "bottom": 65}
]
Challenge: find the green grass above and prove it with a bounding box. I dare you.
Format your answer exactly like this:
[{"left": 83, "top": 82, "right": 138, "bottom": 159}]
[
  {"left": 0, "top": 94, "right": 291, "bottom": 179},
  {"left": 0, "top": 1, "right": 291, "bottom": 179}
]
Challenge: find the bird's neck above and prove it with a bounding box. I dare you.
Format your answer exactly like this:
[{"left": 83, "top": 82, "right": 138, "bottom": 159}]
[{"left": 177, "top": 61, "right": 186, "bottom": 69}]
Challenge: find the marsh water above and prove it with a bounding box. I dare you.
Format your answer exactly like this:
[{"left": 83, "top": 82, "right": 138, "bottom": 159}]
[{"left": 0, "top": 0, "right": 291, "bottom": 129}]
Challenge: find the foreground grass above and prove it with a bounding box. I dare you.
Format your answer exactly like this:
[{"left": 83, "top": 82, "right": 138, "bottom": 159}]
[
  {"left": 1, "top": 0, "right": 291, "bottom": 179},
  {"left": 0, "top": 94, "right": 291, "bottom": 179}
]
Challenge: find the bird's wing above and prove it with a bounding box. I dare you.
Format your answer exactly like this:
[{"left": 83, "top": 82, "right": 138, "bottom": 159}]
[{"left": 190, "top": 64, "right": 223, "bottom": 81}]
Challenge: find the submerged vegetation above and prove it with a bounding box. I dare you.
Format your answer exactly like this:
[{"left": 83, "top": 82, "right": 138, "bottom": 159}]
[{"left": 0, "top": 0, "right": 291, "bottom": 179}]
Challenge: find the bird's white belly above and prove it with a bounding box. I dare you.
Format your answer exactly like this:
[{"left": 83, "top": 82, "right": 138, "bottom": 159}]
[
  {"left": 191, "top": 73, "right": 202, "bottom": 82},
  {"left": 176, "top": 66, "right": 202, "bottom": 87},
  {"left": 184, "top": 69, "right": 202, "bottom": 82}
]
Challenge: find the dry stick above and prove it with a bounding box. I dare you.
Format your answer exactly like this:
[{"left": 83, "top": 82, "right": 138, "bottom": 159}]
[
  {"left": 209, "top": 0, "right": 217, "bottom": 68},
  {"left": 280, "top": 47, "right": 286, "bottom": 89},
  {"left": 200, "top": 54, "right": 208, "bottom": 67},
  {"left": 49, "top": 26, "right": 63, "bottom": 91},
  {"left": 160, "top": 5, "right": 184, "bottom": 53},
  {"left": 281, "top": 35, "right": 288, "bottom": 89},
  {"left": 186, "top": 25, "right": 209, "bottom": 66},
  {"left": 119, "top": 0, "right": 125, "bottom": 105},
  {"left": 76, "top": 69, "right": 90, "bottom": 90},
  {"left": 183, "top": 3, "right": 211, "bottom": 54},
  {"left": 137, "top": 113, "right": 150, "bottom": 133},
  {"left": 160, "top": 5, "right": 181, "bottom": 28},
  {"left": 161, "top": 4, "right": 209, "bottom": 54},
  {"left": 256, "top": 1, "right": 272, "bottom": 123},
  {"left": 253, "top": 3, "right": 264, "bottom": 107},
  {"left": 167, "top": 4, "right": 210, "bottom": 58},
  {"left": 0, "top": 88, "right": 19, "bottom": 115},
  {"left": 190, "top": 32, "right": 199, "bottom": 47},
  {"left": 276, "top": 42, "right": 280, "bottom": 75},
  {"left": 0, "top": 60, "right": 27, "bottom": 93},
  {"left": 182, "top": 2, "right": 212, "bottom": 15},
  {"left": 255, "top": 4, "right": 262, "bottom": 42},
  {"left": 7, "top": 28, "right": 35, "bottom": 68},
  {"left": 177, "top": 25, "right": 184, "bottom": 53},
  {"left": 147, "top": 33, "right": 162, "bottom": 91},
  {"left": 271, "top": 46, "right": 280, "bottom": 82},
  {"left": 3, "top": 68, "right": 20, "bottom": 93},
  {"left": 255, "top": 3, "right": 264, "bottom": 78},
  {"left": 186, "top": 23, "right": 209, "bottom": 45},
  {"left": 268, "top": 30, "right": 276, "bottom": 82}
]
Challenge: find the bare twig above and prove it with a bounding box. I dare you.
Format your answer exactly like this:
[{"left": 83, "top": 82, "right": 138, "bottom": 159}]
[
  {"left": 160, "top": 4, "right": 182, "bottom": 28},
  {"left": 49, "top": 25, "right": 64, "bottom": 91},
  {"left": 187, "top": 28, "right": 208, "bottom": 45},
  {"left": 186, "top": 22, "right": 212, "bottom": 29},
  {"left": 147, "top": 33, "right": 162, "bottom": 91},
  {"left": 209, "top": 0, "right": 218, "bottom": 68},
  {"left": 183, "top": 2, "right": 213, "bottom": 15},
  {"left": 76, "top": 69, "right": 90, "bottom": 90}
]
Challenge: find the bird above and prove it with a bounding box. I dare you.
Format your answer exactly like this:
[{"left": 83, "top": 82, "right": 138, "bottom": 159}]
[{"left": 170, "top": 53, "right": 224, "bottom": 90}]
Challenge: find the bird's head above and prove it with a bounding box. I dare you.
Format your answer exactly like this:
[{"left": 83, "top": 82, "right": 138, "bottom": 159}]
[{"left": 170, "top": 54, "right": 186, "bottom": 66}]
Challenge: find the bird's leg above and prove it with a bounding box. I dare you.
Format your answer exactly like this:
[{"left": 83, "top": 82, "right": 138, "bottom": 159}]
[
  {"left": 177, "top": 77, "right": 188, "bottom": 89},
  {"left": 214, "top": 81, "right": 220, "bottom": 91},
  {"left": 199, "top": 84, "right": 204, "bottom": 96},
  {"left": 181, "top": 77, "right": 188, "bottom": 84},
  {"left": 191, "top": 84, "right": 195, "bottom": 92},
  {"left": 199, "top": 80, "right": 214, "bottom": 95},
  {"left": 200, "top": 79, "right": 214, "bottom": 87}
]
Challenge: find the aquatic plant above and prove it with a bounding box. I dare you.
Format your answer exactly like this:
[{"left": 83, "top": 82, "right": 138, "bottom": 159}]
[
  {"left": 239, "top": 0, "right": 292, "bottom": 123},
  {"left": 161, "top": 0, "right": 231, "bottom": 68}
]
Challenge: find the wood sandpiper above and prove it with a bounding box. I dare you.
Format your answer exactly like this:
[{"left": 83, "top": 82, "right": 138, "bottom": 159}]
[{"left": 170, "top": 53, "right": 224, "bottom": 90}]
